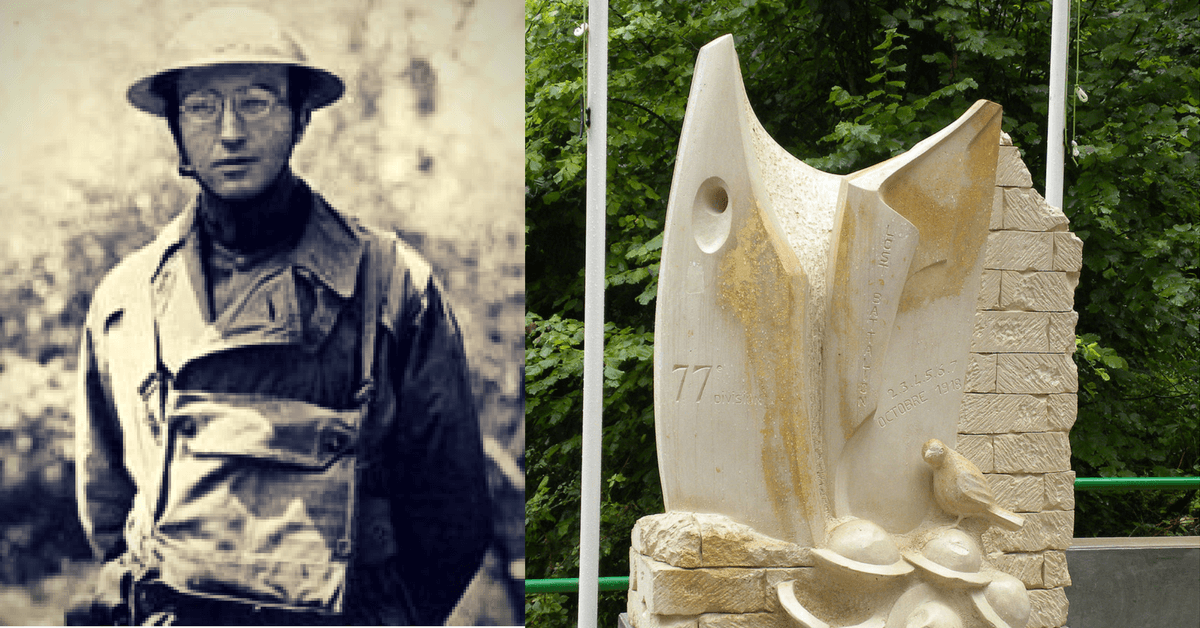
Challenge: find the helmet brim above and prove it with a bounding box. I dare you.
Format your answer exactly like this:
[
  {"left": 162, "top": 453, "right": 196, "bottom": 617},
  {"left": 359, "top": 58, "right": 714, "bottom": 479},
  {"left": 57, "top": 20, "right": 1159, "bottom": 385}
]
[
  {"left": 971, "top": 588, "right": 1021, "bottom": 628},
  {"left": 128, "top": 60, "right": 344, "bottom": 117},
  {"left": 811, "top": 547, "right": 913, "bottom": 580},
  {"left": 904, "top": 551, "right": 992, "bottom": 589}
]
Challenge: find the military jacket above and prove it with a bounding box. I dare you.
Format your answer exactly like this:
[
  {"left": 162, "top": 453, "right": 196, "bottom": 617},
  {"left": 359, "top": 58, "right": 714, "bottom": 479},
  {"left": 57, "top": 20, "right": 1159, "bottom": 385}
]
[{"left": 75, "top": 187, "right": 491, "bottom": 624}]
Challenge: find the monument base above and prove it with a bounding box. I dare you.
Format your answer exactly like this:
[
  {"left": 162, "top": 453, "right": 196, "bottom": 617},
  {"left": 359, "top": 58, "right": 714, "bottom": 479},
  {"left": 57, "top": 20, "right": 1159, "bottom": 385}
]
[
  {"left": 627, "top": 512, "right": 813, "bottom": 628},
  {"left": 626, "top": 512, "right": 1047, "bottom": 628},
  {"left": 625, "top": 533, "right": 1200, "bottom": 628}
]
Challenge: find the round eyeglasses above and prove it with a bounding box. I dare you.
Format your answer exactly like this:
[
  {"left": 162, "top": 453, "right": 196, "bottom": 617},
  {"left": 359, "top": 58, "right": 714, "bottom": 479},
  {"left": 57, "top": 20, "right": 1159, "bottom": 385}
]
[{"left": 179, "top": 86, "right": 284, "bottom": 125}]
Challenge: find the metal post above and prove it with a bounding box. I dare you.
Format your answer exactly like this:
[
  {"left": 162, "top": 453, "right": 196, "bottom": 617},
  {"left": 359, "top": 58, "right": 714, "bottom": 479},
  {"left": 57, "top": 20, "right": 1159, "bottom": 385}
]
[
  {"left": 1046, "top": 0, "right": 1070, "bottom": 207},
  {"left": 579, "top": 1, "right": 608, "bottom": 627}
]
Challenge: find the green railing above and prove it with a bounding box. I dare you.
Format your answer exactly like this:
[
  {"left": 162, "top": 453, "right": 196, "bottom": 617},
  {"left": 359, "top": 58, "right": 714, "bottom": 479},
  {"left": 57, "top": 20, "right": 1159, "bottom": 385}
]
[
  {"left": 524, "top": 476, "right": 1200, "bottom": 594},
  {"left": 1072, "top": 476, "right": 1200, "bottom": 491},
  {"left": 526, "top": 577, "right": 631, "bottom": 594}
]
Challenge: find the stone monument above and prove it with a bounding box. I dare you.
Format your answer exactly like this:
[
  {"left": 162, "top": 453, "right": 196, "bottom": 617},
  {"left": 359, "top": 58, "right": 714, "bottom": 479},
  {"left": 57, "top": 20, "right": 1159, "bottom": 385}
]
[{"left": 627, "top": 35, "right": 1080, "bottom": 628}]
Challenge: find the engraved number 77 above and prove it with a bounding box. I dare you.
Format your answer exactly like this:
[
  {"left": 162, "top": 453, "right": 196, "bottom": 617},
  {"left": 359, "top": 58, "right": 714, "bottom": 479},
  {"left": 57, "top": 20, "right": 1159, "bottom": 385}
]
[{"left": 673, "top": 365, "right": 712, "bottom": 403}]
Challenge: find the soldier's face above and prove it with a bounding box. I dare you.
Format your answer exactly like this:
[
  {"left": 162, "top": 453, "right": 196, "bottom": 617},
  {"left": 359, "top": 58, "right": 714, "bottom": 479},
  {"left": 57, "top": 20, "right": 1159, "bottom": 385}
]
[{"left": 176, "top": 64, "right": 298, "bottom": 201}]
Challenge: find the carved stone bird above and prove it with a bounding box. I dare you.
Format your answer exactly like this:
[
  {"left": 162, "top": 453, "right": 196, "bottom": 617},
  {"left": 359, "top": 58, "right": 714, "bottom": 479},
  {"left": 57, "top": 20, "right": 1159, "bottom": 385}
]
[{"left": 922, "top": 438, "right": 1024, "bottom": 531}]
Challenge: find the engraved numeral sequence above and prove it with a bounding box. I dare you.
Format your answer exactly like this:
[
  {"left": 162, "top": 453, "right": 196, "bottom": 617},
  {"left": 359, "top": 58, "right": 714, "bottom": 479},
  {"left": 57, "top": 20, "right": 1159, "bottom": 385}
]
[{"left": 673, "top": 364, "right": 713, "bottom": 403}]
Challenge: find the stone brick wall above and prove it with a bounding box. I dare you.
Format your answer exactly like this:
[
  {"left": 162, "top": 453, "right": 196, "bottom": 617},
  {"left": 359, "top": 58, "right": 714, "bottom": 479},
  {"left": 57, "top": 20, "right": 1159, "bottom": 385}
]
[{"left": 959, "top": 134, "right": 1082, "bottom": 628}]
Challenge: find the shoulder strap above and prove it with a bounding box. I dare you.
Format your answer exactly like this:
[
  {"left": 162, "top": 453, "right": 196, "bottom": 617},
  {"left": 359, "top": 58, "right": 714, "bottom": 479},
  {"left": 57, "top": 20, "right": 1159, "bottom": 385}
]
[{"left": 355, "top": 227, "right": 397, "bottom": 407}]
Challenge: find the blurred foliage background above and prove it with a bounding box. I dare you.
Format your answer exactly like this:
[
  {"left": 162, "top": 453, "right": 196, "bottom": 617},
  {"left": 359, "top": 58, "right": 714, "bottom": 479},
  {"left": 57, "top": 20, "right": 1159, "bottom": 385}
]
[
  {"left": 0, "top": 0, "right": 523, "bottom": 624},
  {"left": 526, "top": 0, "right": 1198, "bottom": 625}
]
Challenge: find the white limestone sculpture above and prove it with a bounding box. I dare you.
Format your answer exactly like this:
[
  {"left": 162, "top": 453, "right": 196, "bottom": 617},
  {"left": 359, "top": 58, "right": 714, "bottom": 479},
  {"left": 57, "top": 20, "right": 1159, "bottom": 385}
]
[
  {"left": 654, "top": 37, "right": 1000, "bottom": 549},
  {"left": 630, "top": 32, "right": 1078, "bottom": 628}
]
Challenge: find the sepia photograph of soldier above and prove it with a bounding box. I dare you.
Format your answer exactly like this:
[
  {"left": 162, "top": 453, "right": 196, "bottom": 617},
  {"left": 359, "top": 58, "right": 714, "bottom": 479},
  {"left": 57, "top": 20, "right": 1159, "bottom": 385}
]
[{"left": 0, "top": 1, "right": 524, "bottom": 625}]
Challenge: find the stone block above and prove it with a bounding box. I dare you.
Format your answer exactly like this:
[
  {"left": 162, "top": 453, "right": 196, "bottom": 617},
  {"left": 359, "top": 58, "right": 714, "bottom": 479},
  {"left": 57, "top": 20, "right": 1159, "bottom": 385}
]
[
  {"left": 698, "top": 612, "right": 791, "bottom": 628},
  {"left": 965, "top": 353, "right": 997, "bottom": 393},
  {"left": 634, "top": 553, "right": 771, "bottom": 615},
  {"left": 999, "top": 271, "right": 1077, "bottom": 312},
  {"left": 984, "top": 510, "right": 1074, "bottom": 553},
  {"left": 988, "top": 551, "right": 1044, "bottom": 588},
  {"left": 996, "top": 353, "right": 1078, "bottom": 394},
  {"left": 695, "top": 514, "right": 811, "bottom": 567},
  {"left": 990, "top": 188, "right": 1005, "bottom": 230},
  {"left": 1052, "top": 232, "right": 1084, "bottom": 271},
  {"left": 628, "top": 585, "right": 699, "bottom": 628},
  {"left": 640, "top": 615, "right": 700, "bottom": 628},
  {"left": 1047, "top": 312, "right": 1079, "bottom": 354},
  {"left": 1046, "top": 393, "right": 1077, "bottom": 431},
  {"left": 1043, "top": 550, "right": 1071, "bottom": 588},
  {"left": 987, "top": 473, "right": 1046, "bottom": 512},
  {"left": 1027, "top": 587, "right": 1069, "bottom": 628},
  {"left": 690, "top": 572, "right": 807, "bottom": 627},
  {"left": 634, "top": 512, "right": 702, "bottom": 568},
  {"left": 1044, "top": 471, "right": 1076, "bottom": 511},
  {"left": 996, "top": 146, "right": 1034, "bottom": 187},
  {"left": 985, "top": 231, "right": 1054, "bottom": 271},
  {"left": 959, "top": 393, "right": 1047, "bottom": 434},
  {"left": 972, "top": 312, "right": 1050, "bottom": 353},
  {"left": 632, "top": 513, "right": 811, "bottom": 569},
  {"left": 631, "top": 547, "right": 639, "bottom": 590},
  {"left": 993, "top": 432, "right": 1071, "bottom": 473},
  {"left": 1002, "top": 187, "right": 1069, "bottom": 232},
  {"left": 956, "top": 434, "right": 994, "bottom": 473},
  {"left": 978, "top": 269, "right": 1002, "bottom": 310}
]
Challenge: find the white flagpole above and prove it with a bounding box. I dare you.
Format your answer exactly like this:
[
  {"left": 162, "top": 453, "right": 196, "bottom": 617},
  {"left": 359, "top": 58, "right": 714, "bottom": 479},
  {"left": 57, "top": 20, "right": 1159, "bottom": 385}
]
[
  {"left": 1046, "top": 0, "right": 1070, "bottom": 207},
  {"left": 579, "top": 1, "right": 608, "bottom": 627}
]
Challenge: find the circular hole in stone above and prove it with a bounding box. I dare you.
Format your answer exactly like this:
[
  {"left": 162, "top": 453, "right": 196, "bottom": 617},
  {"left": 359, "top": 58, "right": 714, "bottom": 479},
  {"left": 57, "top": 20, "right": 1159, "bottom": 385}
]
[{"left": 693, "top": 176, "right": 732, "bottom": 253}]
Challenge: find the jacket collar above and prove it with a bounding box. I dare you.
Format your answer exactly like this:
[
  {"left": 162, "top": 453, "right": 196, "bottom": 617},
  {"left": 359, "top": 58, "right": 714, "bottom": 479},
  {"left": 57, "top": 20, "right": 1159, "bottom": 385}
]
[
  {"left": 146, "top": 186, "right": 364, "bottom": 375},
  {"left": 148, "top": 186, "right": 364, "bottom": 300}
]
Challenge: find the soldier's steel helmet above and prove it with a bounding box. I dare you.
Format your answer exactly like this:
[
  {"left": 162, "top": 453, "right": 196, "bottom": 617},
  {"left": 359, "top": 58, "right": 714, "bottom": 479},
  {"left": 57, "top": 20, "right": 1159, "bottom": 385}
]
[{"left": 127, "top": 6, "right": 345, "bottom": 116}]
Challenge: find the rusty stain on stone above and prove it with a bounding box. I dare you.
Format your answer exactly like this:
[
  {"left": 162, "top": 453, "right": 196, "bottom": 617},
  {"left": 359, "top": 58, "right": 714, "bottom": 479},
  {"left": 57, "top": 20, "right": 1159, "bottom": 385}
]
[
  {"left": 716, "top": 200, "right": 817, "bottom": 545},
  {"left": 883, "top": 104, "right": 1001, "bottom": 313}
]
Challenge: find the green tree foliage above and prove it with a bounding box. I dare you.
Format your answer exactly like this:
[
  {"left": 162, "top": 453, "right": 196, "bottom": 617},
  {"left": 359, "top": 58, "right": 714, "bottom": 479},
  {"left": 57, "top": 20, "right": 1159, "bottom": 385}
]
[
  {"left": 1061, "top": 1, "right": 1200, "bottom": 538},
  {"left": 526, "top": 0, "right": 1198, "bottom": 624}
]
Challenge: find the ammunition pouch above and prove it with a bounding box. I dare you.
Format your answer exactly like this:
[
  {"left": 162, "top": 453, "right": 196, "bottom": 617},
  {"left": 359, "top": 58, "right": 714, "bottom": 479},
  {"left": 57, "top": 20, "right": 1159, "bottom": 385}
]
[{"left": 146, "top": 390, "right": 364, "bottom": 613}]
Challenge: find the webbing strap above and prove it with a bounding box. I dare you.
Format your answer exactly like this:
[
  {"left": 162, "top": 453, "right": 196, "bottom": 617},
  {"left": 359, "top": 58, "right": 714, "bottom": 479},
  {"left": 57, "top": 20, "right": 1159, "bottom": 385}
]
[
  {"left": 355, "top": 228, "right": 396, "bottom": 406},
  {"left": 357, "top": 238, "right": 379, "bottom": 405},
  {"left": 342, "top": 226, "right": 396, "bottom": 564}
]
